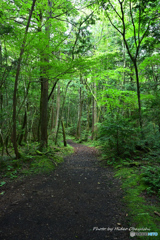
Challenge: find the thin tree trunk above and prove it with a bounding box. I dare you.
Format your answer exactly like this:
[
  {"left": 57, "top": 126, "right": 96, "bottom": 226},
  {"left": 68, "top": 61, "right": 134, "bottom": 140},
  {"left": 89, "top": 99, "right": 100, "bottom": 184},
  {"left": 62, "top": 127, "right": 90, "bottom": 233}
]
[
  {"left": 18, "top": 110, "right": 27, "bottom": 146},
  {"left": 55, "top": 80, "right": 71, "bottom": 145},
  {"left": 18, "top": 81, "right": 30, "bottom": 145},
  {"left": 0, "top": 41, "right": 3, "bottom": 146},
  {"left": 55, "top": 83, "right": 60, "bottom": 134},
  {"left": 66, "top": 96, "right": 70, "bottom": 128},
  {"left": 92, "top": 81, "right": 97, "bottom": 140},
  {"left": 122, "top": 40, "right": 126, "bottom": 85},
  {"left": 86, "top": 97, "right": 91, "bottom": 132},
  {"left": 61, "top": 119, "right": 67, "bottom": 147},
  {"left": 40, "top": 74, "right": 48, "bottom": 148},
  {"left": 50, "top": 95, "right": 55, "bottom": 130},
  {"left": 12, "top": 0, "right": 37, "bottom": 159},
  {"left": 133, "top": 60, "right": 142, "bottom": 129},
  {"left": 76, "top": 75, "right": 83, "bottom": 139}
]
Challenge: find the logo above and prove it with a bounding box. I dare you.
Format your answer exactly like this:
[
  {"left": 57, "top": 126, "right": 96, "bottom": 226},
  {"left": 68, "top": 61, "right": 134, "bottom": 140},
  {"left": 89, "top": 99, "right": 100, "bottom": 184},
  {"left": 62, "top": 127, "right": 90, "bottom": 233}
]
[{"left": 130, "top": 232, "right": 135, "bottom": 237}]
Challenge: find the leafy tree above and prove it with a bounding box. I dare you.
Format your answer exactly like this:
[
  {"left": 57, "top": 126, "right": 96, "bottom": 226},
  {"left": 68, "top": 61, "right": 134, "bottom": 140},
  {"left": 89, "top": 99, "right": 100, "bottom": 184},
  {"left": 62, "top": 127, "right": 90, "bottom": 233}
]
[{"left": 96, "top": 0, "right": 159, "bottom": 129}]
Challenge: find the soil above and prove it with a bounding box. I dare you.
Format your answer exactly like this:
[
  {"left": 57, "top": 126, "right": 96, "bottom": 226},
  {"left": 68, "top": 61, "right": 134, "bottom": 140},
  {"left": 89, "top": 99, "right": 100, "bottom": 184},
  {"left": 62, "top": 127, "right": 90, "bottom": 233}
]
[{"left": 0, "top": 140, "right": 134, "bottom": 240}]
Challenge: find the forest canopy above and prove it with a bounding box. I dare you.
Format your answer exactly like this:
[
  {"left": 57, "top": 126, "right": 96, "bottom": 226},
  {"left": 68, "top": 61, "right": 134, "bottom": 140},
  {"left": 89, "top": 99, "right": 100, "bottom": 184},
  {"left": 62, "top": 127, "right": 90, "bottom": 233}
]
[{"left": 0, "top": 0, "right": 160, "bottom": 161}]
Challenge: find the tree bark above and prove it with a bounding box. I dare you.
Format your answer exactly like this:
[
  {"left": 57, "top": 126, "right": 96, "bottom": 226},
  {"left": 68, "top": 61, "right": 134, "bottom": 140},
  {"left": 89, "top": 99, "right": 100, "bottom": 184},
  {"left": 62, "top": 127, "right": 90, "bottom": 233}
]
[
  {"left": 76, "top": 75, "right": 83, "bottom": 139},
  {"left": 133, "top": 60, "right": 142, "bottom": 129},
  {"left": 39, "top": 0, "right": 52, "bottom": 149},
  {"left": 18, "top": 110, "right": 27, "bottom": 146},
  {"left": 50, "top": 95, "right": 55, "bottom": 130},
  {"left": 61, "top": 119, "right": 67, "bottom": 147},
  {"left": 92, "top": 80, "right": 97, "bottom": 140},
  {"left": 12, "top": 0, "right": 37, "bottom": 158},
  {"left": 40, "top": 73, "right": 48, "bottom": 148},
  {"left": 55, "top": 83, "right": 60, "bottom": 134},
  {"left": 55, "top": 80, "right": 71, "bottom": 145},
  {"left": 0, "top": 41, "right": 3, "bottom": 146},
  {"left": 122, "top": 40, "right": 126, "bottom": 85},
  {"left": 86, "top": 97, "right": 91, "bottom": 133}
]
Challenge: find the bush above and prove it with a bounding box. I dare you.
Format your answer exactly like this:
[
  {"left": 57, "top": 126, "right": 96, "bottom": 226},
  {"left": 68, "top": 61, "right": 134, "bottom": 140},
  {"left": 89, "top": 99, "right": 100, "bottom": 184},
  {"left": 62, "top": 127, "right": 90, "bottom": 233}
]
[
  {"left": 66, "top": 125, "right": 77, "bottom": 136},
  {"left": 141, "top": 166, "right": 160, "bottom": 197},
  {"left": 98, "top": 116, "right": 139, "bottom": 158}
]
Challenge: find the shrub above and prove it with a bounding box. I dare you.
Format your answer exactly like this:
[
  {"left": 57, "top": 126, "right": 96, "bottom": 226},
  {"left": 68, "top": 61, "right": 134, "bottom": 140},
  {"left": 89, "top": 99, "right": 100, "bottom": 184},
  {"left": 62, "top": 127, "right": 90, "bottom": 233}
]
[
  {"left": 141, "top": 166, "right": 160, "bottom": 197},
  {"left": 98, "top": 116, "right": 139, "bottom": 158}
]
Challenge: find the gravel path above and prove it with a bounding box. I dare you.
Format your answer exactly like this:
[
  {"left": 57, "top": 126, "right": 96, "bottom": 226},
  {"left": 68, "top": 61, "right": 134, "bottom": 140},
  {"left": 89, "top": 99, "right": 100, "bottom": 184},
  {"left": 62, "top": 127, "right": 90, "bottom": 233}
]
[{"left": 0, "top": 140, "right": 133, "bottom": 240}]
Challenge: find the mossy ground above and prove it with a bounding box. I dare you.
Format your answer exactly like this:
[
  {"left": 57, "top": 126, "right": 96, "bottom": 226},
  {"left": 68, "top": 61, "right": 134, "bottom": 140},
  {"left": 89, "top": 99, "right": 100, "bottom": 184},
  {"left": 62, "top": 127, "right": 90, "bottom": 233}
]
[
  {"left": 115, "top": 166, "right": 160, "bottom": 239},
  {"left": 0, "top": 141, "right": 74, "bottom": 187},
  {"left": 83, "top": 139, "right": 160, "bottom": 239}
]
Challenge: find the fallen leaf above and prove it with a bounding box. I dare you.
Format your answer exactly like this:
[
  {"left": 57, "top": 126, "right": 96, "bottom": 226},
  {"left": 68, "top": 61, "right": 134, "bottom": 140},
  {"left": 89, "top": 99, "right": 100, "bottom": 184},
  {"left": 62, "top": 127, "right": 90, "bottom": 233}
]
[{"left": 117, "top": 223, "right": 121, "bottom": 226}]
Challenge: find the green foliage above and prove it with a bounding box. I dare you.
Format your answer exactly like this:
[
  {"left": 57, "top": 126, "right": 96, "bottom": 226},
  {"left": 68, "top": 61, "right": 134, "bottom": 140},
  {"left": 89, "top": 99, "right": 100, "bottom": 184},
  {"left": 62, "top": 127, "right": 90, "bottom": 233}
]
[
  {"left": 0, "top": 23, "right": 13, "bottom": 36},
  {"left": 142, "top": 123, "right": 160, "bottom": 149},
  {"left": 67, "top": 125, "right": 77, "bottom": 136},
  {"left": 98, "top": 116, "right": 139, "bottom": 158},
  {"left": 0, "top": 142, "right": 73, "bottom": 179},
  {"left": 115, "top": 166, "right": 160, "bottom": 238},
  {"left": 0, "top": 181, "right": 6, "bottom": 187},
  {"left": 30, "top": 156, "right": 56, "bottom": 174},
  {"left": 141, "top": 166, "right": 160, "bottom": 197}
]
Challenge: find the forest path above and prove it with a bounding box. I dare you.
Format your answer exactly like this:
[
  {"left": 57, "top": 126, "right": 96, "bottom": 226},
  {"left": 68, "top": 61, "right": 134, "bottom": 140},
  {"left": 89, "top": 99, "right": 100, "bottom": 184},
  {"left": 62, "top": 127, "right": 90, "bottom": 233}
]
[{"left": 0, "top": 140, "right": 132, "bottom": 240}]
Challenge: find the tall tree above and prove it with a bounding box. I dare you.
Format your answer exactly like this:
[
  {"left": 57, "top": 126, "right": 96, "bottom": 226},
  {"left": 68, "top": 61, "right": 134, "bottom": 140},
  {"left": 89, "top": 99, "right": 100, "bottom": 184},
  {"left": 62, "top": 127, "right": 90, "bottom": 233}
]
[
  {"left": 76, "top": 74, "right": 83, "bottom": 139},
  {"left": 12, "top": 0, "right": 37, "bottom": 158},
  {"left": 39, "top": 0, "right": 52, "bottom": 149},
  {"left": 98, "top": 0, "right": 159, "bottom": 129},
  {"left": 92, "top": 79, "right": 97, "bottom": 140}
]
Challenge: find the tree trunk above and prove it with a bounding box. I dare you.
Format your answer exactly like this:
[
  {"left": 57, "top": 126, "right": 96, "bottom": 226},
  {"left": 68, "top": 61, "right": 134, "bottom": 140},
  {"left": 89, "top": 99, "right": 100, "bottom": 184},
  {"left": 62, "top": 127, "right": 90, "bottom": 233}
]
[
  {"left": 76, "top": 75, "right": 83, "bottom": 139},
  {"left": 66, "top": 96, "right": 70, "bottom": 128},
  {"left": 133, "top": 60, "right": 142, "bottom": 129},
  {"left": 40, "top": 74, "right": 48, "bottom": 148},
  {"left": 0, "top": 41, "right": 3, "bottom": 146},
  {"left": 55, "top": 80, "right": 71, "bottom": 145},
  {"left": 50, "top": 95, "right": 55, "bottom": 130},
  {"left": 55, "top": 83, "right": 60, "bottom": 134},
  {"left": 92, "top": 81, "right": 97, "bottom": 140},
  {"left": 39, "top": 0, "right": 52, "bottom": 149},
  {"left": 86, "top": 97, "right": 91, "bottom": 133},
  {"left": 12, "top": 0, "right": 37, "bottom": 158},
  {"left": 61, "top": 119, "right": 67, "bottom": 147},
  {"left": 122, "top": 40, "right": 126, "bottom": 85},
  {"left": 18, "top": 110, "right": 27, "bottom": 146}
]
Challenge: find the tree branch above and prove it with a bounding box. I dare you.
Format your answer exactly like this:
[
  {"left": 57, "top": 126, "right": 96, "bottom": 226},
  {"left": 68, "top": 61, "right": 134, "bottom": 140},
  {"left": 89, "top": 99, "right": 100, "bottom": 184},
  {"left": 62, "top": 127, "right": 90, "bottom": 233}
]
[
  {"left": 119, "top": 1, "right": 135, "bottom": 62},
  {"left": 108, "top": 0, "right": 122, "bottom": 20},
  {"left": 48, "top": 78, "right": 59, "bottom": 101},
  {"left": 105, "top": 11, "right": 123, "bottom": 35},
  {"left": 135, "top": 22, "right": 150, "bottom": 58},
  {"left": 129, "top": 0, "right": 138, "bottom": 48},
  {"left": 72, "top": 11, "right": 94, "bottom": 60}
]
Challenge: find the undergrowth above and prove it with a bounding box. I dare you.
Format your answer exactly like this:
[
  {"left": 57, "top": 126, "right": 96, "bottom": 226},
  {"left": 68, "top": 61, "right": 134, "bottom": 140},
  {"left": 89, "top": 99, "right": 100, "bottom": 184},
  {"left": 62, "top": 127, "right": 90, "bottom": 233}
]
[
  {"left": 0, "top": 141, "right": 74, "bottom": 187},
  {"left": 99, "top": 152, "right": 160, "bottom": 239},
  {"left": 85, "top": 137, "right": 160, "bottom": 239},
  {"left": 115, "top": 167, "right": 160, "bottom": 240}
]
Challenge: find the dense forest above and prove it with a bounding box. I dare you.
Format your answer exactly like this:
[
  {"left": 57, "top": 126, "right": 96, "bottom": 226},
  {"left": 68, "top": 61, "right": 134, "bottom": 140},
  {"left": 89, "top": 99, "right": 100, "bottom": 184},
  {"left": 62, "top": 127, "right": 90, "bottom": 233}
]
[{"left": 0, "top": 0, "right": 160, "bottom": 234}]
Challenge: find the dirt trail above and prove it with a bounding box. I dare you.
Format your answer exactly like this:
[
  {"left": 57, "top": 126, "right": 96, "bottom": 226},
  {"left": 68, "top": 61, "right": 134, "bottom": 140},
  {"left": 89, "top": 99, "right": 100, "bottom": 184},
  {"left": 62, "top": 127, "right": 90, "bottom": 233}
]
[{"left": 0, "top": 140, "right": 133, "bottom": 240}]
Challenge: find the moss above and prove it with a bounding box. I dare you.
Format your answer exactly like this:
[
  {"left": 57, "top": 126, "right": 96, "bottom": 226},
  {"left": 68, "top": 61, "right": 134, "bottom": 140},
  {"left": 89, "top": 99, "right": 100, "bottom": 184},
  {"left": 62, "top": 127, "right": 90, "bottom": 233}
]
[
  {"left": 115, "top": 166, "right": 160, "bottom": 239},
  {"left": 1, "top": 143, "right": 74, "bottom": 179}
]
